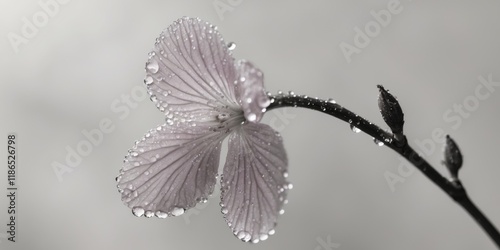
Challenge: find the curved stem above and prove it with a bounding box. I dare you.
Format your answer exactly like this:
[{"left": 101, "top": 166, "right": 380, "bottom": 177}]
[{"left": 267, "top": 93, "right": 500, "bottom": 248}]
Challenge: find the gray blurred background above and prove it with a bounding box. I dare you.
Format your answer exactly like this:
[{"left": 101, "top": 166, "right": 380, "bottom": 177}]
[{"left": 1, "top": 0, "right": 500, "bottom": 249}]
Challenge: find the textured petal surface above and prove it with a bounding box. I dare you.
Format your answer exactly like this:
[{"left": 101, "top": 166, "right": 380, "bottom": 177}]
[
  {"left": 234, "top": 60, "right": 270, "bottom": 123},
  {"left": 145, "top": 17, "right": 240, "bottom": 125},
  {"left": 116, "top": 123, "right": 226, "bottom": 218},
  {"left": 220, "top": 123, "right": 289, "bottom": 243}
]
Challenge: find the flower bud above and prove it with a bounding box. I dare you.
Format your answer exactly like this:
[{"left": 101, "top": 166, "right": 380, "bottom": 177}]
[
  {"left": 377, "top": 85, "right": 404, "bottom": 134},
  {"left": 443, "top": 135, "right": 463, "bottom": 179}
]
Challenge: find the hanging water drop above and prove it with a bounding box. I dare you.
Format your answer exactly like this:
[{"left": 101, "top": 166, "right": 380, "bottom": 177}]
[
  {"left": 171, "top": 207, "right": 185, "bottom": 216},
  {"left": 350, "top": 124, "right": 361, "bottom": 133},
  {"left": 132, "top": 207, "right": 145, "bottom": 217},
  {"left": 374, "top": 138, "right": 384, "bottom": 146},
  {"left": 155, "top": 211, "right": 168, "bottom": 219}
]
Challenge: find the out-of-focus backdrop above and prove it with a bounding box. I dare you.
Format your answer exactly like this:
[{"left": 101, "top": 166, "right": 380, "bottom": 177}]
[{"left": 1, "top": 0, "right": 500, "bottom": 249}]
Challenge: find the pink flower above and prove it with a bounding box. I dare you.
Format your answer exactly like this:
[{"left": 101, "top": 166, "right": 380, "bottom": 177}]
[{"left": 116, "top": 17, "right": 290, "bottom": 243}]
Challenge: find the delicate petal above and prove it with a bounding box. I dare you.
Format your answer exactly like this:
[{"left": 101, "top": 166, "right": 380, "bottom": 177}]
[
  {"left": 145, "top": 17, "right": 240, "bottom": 124},
  {"left": 220, "top": 123, "right": 289, "bottom": 243},
  {"left": 116, "top": 123, "right": 226, "bottom": 218},
  {"left": 234, "top": 60, "right": 270, "bottom": 122}
]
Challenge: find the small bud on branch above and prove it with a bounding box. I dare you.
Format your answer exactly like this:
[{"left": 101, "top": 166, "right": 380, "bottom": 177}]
[
  {"left": 377, "top": 85, "right": 405, "bottom": 135},
  {"left": 443, "top": 135, "right": 463, "bottom": 179}
]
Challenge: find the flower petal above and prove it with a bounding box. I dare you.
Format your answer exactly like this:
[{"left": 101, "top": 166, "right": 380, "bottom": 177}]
[
  {"left": 220, "top": 123, "right": 289, "bottom": 243},
  {"left": 116, "top": 123, "right": 225, "bottom": 218},
  {"left": 234, "top": 60, "right": 270, "bottom": 123},
  {"left": 145, "top": 17, "right": 240, "bottom": 124}
]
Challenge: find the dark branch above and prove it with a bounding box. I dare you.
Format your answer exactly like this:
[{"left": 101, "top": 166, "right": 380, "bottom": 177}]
[{"left": 266, "top": 93, "right": 500, "bottom": 248}]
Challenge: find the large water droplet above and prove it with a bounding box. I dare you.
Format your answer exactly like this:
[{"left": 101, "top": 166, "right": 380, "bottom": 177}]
[
  {"left": 132, "top": 207, "right": 145, "bottom": 217},
  {"left": 350, "top": 124, "right": 361, "bottom": 133},
  {"left": 259, "top": 233, "right": 269, "bottom": 241},
  {"left": 155, "top": 211, "right": 168, "bottom": 219},
  {"left": 374, "top": 138, "right": 384, "bottom": 146},
  {"left": 327, "top": 98, "right": 336, "bottom": 104},
  {"left": 146, "top": 60, "right": 159, "bottom": 73},
  {"left": 171, "top": 207, "right": 185, "bottom": 216},
  {"left": 144, "top": 210, "right": 154, "bottom": 218}
]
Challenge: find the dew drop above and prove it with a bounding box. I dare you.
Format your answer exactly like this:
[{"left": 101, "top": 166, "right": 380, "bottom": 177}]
[
  {"left": 144, "top": 210, "right": 154, "bottom": 218},
  {"left": 221, "top": 207, "right": 229, "bottom": 214},
  {"left": 155, "top": 211, "right": 168, "bottom": 219},
  {"left": 374, "top": 138, "right": 384, "bottom": 146},
  {"left": 259, "top": 234, "right": 269, "bottom": 241},
  {"left": 257, "top": 96, "right": 271, "bottom": 108},
  {"left": 132, "top": 207, "right": 145, "bottom": 217},
  {"left": 327, "top": 98, "right": 336, "bottom": 104},
  {"left": 227, "top": 42, "right": 236, "bottom": 50},
  {"left": 237, "top": 231, "right": 251, "bottom": 242},
  {"left": 279, "top": 209, "right": 285, "bottom": 215},
  {"left": 350, "top": 124, "right": 361, "bottom": 133},
  {"left": 146, "top": 60, "right": 159, "bottom": 73},
  {"left": 246, "top": 113, "right": 256, "bottom": 122},
  {"left": 144, "top": 76, "right": 153, "bottom": 85},
  {"left": 268, "top": 229, "right": 275, "bottom": 235},
  {"left": 171, "top": 207, "right": 185, "bottom": 216}
]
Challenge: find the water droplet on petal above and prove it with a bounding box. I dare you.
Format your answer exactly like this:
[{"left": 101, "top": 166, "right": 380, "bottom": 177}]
[
  {"left": 350, "top": 124, "right": 361, "bottom": 133},
  {"left": 268, "top": 229, "right": 275, "bottom": 235},
  {"left": 259, "top": 234, "right": 269, "bottom": 241},
  {"left": 374, "top": 138, "right": 384, "bottom": 146},
  {"left": 144, "top": 210, "right": 154, "bottom": 218},
  {"left": 171, "top": 207, "right": 185, "bottom": 216},
  {"left": 132, "top": 207, "right": 145, "bottom": 217},
  {"left": 155, "top": 211, "right": 168, "bottom": 219},
  {"left": 237, "top": 231, "right": 251, "bottom": 242},
  {"left": 279, "top": 209, "right": 285, "bottom": 215},
  {"left": 146, "top": 60, "right": 159, "bottom": 73},
  {"left": 144, "top": 76, "right": 153, "bottom": 85},
  {"left": 227, "top": 42, "right": 236, "bottom": 50},
  {"left": 246, "top": 113, "right": 256, "bottom": 122}
]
